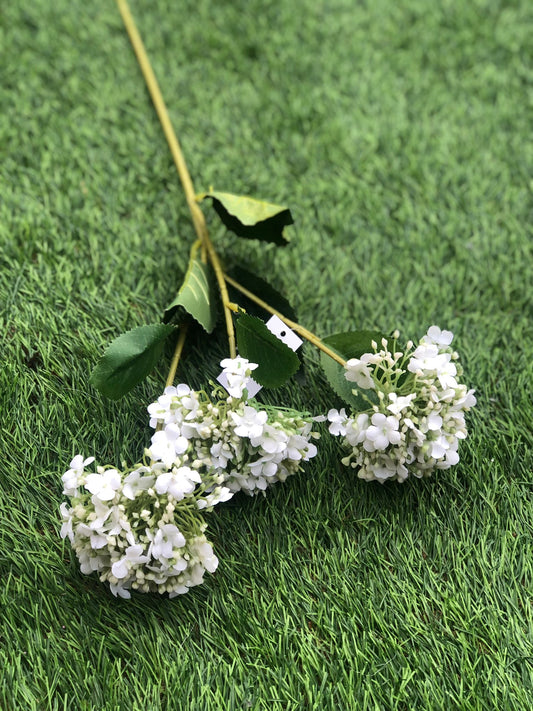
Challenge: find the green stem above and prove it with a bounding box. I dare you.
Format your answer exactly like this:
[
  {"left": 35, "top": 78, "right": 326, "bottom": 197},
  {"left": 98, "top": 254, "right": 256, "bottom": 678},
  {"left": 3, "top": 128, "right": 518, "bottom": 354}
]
[
  {"left": 116, "top": 0, "right": 236, "bottom": 358},
  {"left": 165, "top": 324, "right": 189, "bottom": 389},
  {"left": 223, "top": 273, "right": 347, "bottom": 367}
]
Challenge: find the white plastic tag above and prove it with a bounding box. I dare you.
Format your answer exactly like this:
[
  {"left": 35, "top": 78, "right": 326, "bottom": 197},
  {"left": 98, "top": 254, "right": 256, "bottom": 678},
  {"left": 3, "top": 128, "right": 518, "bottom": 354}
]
[{"left": 266, "top": 315, "right": 303, "bottom": 351}]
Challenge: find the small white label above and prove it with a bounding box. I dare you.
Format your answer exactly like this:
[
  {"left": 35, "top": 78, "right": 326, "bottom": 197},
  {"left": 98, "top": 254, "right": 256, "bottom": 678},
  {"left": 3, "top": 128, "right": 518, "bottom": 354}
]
[
  {"left": 266, "top": 315, "right": 303, "bottom": 351},
  {"left": 216, "top": 372, "right": 262, "bottom": 399}
]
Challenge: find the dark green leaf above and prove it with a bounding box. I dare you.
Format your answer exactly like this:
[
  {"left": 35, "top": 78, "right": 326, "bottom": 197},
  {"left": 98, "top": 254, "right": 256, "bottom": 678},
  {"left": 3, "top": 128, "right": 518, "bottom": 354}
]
[
  {"left": 90, "top": 324, "right": 176, "bottom": 400},
  {"left": 227, "top": 265, "right": 298, "bottom": 322},
  {"left": 320, "top": 330, "right": 385, "bottom": 408},
  {"left": 198, "top": 191, "right": 293, "bottom": 245},
  {"left": 236, "top": 314, "right": 300, "bottom": 388},
  {"left": 164, "top": 250, "right": 217, "bottom": 332}
]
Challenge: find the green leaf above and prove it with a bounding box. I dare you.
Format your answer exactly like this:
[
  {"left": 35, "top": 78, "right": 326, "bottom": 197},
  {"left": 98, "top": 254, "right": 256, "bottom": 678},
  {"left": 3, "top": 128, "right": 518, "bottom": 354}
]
[
  {"left": 164, "top": 248, "right": 217, "bottom": 332},
  {"left": 236, "top": 314, "right": 300, "bottom": 388},
  {"left": 90, "top": 324, "right": 176, "bottom": 400},
  {"left": 227, "top": 265, "right": 298, "bottom": 322},
  {"left": 198, "top": 191, "right": 293, "bottom": 245},
  {"left": 320, "top": 330, "right": 385, "bottom": 408}
]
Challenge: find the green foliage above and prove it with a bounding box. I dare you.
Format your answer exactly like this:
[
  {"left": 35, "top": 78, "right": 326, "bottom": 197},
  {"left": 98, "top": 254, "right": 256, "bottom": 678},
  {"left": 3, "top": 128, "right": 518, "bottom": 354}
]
[
  {"left": 89, "top": 324, "right": 176, "bottom": 399},
  {"left": 164, "top": 247, "right": 217, "bottom": 332},
  {"left": 235, "top": 314, "right": 300, "bottom": 387},
  {"left": 320, "top": 330, "right": 384, "bottom": 408},
  {"left": 197, "top": 191, "right": 293, "bottom": 245},
  {"left": 227, "top": 266, "right": 298, "bottom": 321}
]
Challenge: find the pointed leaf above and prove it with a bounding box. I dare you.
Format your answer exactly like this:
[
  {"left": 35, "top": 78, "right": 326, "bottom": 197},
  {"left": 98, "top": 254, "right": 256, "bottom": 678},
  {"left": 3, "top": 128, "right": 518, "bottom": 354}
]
[
  {"left": 236, "top": 314, "right": 300, "bottom": 388},
  {"left": 90, "top": 324, "right": 176, "bottom": 400},
  {"left": 164, "top": 249, "right": 217, "bottom": 332},
  {"left": 320, "top": 330, "right": 385, "bottom": 408},
  {"left": 198, "top": 191, "right": 293, "bottom": 245},
  {"left": 227, "top": 266, "right": 298, "bottom": 322}
]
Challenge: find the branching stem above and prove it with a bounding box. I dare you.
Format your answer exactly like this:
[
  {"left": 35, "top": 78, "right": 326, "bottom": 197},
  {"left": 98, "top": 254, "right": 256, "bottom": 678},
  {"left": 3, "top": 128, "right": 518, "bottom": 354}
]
[
  {"left": 223, "top": 274, "right": 347, "bottom": 367},
  {"left": 117, "top": 0, "right": 345, "bottom": 370},
  {"left": 116, "top": 0, "right": 236, "bottom": 358}
]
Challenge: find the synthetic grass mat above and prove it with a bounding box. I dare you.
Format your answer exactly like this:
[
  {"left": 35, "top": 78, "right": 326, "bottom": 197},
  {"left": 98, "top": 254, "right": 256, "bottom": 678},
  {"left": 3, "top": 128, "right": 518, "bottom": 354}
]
[{"left": 1, "top": 0, "right": 532, "bottom": 709}]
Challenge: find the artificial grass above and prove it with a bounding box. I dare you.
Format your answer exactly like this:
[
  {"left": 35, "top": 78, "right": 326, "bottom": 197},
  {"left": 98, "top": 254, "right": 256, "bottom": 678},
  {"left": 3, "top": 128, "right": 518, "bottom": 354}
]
[{"left": 1, "top": 0, "right": 532, "bottom": 709}]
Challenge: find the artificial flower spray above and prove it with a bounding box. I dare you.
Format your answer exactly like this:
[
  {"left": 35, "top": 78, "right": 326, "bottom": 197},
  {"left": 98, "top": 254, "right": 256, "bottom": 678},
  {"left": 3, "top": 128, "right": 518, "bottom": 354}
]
[{"left": 60, "top": 0, "right": 475, "bottom": 599}]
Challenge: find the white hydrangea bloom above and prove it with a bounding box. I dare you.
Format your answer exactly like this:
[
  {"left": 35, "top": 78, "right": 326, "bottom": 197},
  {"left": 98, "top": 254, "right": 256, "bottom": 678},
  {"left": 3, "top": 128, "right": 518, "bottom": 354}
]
[
  {"left": 60, "top": 457, "right": 220, "bottom": 599},
  {"left": 122, "top": 467, "right": 155, "bottom": 500},
  {"left": 327, "top": 325, "right": 476, "bottom": 482},
  {"left": 61, "top": 368, "right": 319, "bottom": 598}
]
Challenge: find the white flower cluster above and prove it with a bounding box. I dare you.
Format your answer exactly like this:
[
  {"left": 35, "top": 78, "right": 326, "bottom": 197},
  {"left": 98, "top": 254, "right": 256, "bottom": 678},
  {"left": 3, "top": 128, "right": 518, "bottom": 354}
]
[
  {"left": 61, "top": 358, "right": 318, "bottom": 598},
  {"left": 147, "top": 357, "right": 318, "bottom": 496},
  {"left": 60, "top": 456, "right": 218, "bottom": 599},
  {"left": 327, "top": 326, "right": 476, "bottom": 483}
]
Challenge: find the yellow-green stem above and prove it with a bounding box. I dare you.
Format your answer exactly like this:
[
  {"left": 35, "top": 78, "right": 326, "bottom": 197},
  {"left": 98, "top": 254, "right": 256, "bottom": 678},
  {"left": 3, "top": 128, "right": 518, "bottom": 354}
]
[
  {"left": 155, "top": 324, "right": 189, "bottom": 432},
  {"left": 165, "top": 324, "right": 189, "bottom": 389},
  {"left": 116, "top": 0, "right": 236, "bottom": 358},
  {"left": 223, "top": 274, "right": 347, "bottom": 367}
]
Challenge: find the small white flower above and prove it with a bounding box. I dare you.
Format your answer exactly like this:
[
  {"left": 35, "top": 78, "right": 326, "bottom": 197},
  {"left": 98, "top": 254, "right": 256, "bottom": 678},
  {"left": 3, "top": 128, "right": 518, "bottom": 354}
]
[
  {"left": 88, "top": 497, "right": 112, "bottom": 530},
  {"left": 327, "top": 408, "right": 348, "bottom": 436},
  {"left": 366, "top": 457, "right": 407, "bottom": 483},
  {"left": 231, "top": 406, "right": 268, "bottom": 439},
  {"left": 251, "top": 424, "right": 288, "bottom": 454},
  {"left": 84, "top": 469, "right": 121, "bottom": 501},
  {"left": 69, "top": 455, "right": 95, "bottom": 474},
  {"left": 425, "top": 412, "right": 443, "bottom": 431},
  {"left": 220, "top": 357, "right": 258, "bottom": 398},
  {"left": 149, "top": 427, "right": 188, "bottom": 467},
  {"left": 408, "top": 344, "right": 447, "bottom": 373},
  {"left": 109, "top": 582, "right": 131, "bottom": 599},
  {"left": 192, "top": 539, "right": 219, "bottom": 573},
  {"left": 422, "top": 325, "right": 454, "bottom": 347},
  {"left": 428, "top": 434, "right": 453, "bottom": 460},
  {"left": 286, "top": 433, "right": 315, "bottom": 461},
  {"left": 197, "top": 486, "right": 234, "bottom": 509},
  {"left": 111, "top": 545, "right": 149, "bottom": 580},
  {"left": 60, "top": 502, "right": 74, "bottom": 543},
  {"left": 387, "top": 393, "right": 416, "bottom": 415},
  {"left": 62, "top": 455, "right": 95, "bottom": 496},
  {"left": 150, "top": 524, "right": 186, "bottom": 561},
  {"left": 75, "top": 523, "right": 108, "bottom": 550},
  {"left": 122, "top": 468, "right": 156, "bottom": 500},
  {"left": 155, "top": 466, "right": 201, "bottom": 500},
  {"left": 363, "top": 413, "right": 401, "bottom": 451},
  {"left": 345, "top": 358, "right": 375, "bottom": 390},
  {"left": 452, "top": 388, "right": 477, "bottom": 411},
  {"left": 210, "top": 441, "right": 231, "bottom": 469},
  {"left": 344, "top": 413, "right": 370, "bottom": 447}
]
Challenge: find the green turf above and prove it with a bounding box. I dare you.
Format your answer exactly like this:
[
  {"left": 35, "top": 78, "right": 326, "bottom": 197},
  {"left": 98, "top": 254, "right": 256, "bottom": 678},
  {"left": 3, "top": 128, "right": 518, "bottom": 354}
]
[{"left": 1, "top": 0, "right": 532, "bottom": 708}]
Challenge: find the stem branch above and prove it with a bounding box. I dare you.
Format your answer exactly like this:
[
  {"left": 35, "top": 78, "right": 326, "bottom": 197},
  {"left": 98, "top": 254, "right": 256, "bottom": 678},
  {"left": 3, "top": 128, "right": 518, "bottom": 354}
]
[
  {"left": 223, "top": 274, "right": 346, "bottom": 367},
  {"left": 165, "top": 324, "right": 189, "bottom": 389},
  {"left": 116, "top": 0, "right": 236, "bottom": 358}
]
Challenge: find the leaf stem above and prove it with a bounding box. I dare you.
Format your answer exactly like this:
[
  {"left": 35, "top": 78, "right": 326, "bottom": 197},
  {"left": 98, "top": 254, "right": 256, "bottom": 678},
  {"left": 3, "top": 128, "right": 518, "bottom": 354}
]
[
  {"left": 165, "top": 324, "right": 189, "bottom": 388},
  {"left": 223, "top": 274, "right": 347, "bottom": 367},
  {"left": 116, "top": 0, "right": 236, "bottom": 358}
]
